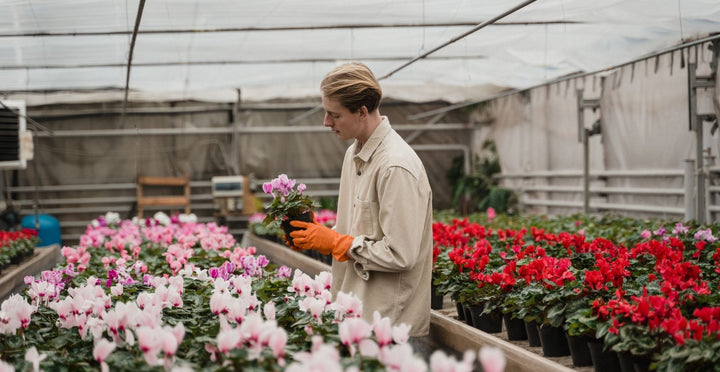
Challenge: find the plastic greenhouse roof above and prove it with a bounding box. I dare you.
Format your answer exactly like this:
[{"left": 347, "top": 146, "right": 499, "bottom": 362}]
[{"left": 1, "top": 0, "right": 719, "bottom": 104}]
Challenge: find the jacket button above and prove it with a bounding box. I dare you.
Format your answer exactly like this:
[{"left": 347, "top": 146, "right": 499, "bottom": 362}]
[{"left": 357, "top": 171, "right": 361, "bottom": 176}]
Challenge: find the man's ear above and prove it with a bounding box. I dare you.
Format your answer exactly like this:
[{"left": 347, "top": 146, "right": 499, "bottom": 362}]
[{"left": 358, "top": 105, "right": 368, "bottom": 119}]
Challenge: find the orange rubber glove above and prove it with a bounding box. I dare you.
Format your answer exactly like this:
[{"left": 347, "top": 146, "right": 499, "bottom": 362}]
[{"left": 289, "top": 220, "right": 352, "bottom": 262}]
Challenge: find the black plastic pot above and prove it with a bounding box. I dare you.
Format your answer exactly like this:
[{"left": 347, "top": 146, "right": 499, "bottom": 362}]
[
  {"left": 430, "top": 284, "right": 444, "bottom": 310},
  {"left": 455, "top": 301, "right": 465, "bottom": 321},
  {"left": 280, "top": 212, "right": 314, "bottom": 246},
  {"left": 618, "top": 351, "right": 651, "bottom": 372},
  {"left": 524, "top": 319, "right": 542, "bottom": 347},
  {"left": 538, "top": 324, "right": 570, "bottom": 357},
  {"left": 587, "top": 339, "right": 621, "bottom": 372},
  {"left": 566, "top": 333, "right": 594, "bottom": 367},
  {"left": 469, "top": 305, "right": 502, "bottom": 333},
  {"left": 462, "top": 305, "right": 474, "bottom": 327},
  {"left": 503, "top": 314, "right": 528, "bottom": 341}
]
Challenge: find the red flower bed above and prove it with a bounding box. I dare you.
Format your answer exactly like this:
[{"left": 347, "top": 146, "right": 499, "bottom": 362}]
[
  {"left": 0, "top": 228, "right": 39, "bottom": 268},
  {"left": 432, "top": 215, "right": 720, "bottom": 370}
]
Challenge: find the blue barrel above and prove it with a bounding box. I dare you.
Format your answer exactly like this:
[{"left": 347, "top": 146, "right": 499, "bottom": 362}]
[{"left": 21, "top": 214, "right": 61, "bottom": 247}]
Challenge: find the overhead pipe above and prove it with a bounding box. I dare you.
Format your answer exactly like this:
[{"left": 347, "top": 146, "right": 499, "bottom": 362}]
[
  {"left": 498, "top": 169, "right": 684, "bottom": 178},
  {"left": 0, "top": 20, "right": 581, "bottom": 39},
  {"left": 409, "top": 34, "right": 720, "bottom": 121},
  {"left": 521, "top": 198, "right": 684, "bottom": 215},
  {"left": 519, "top": 185, "right": 684, "bottom": 196},
  {"left": 411, "top": 144, "right": 471, "bottom": 176},
  {"left": 32, "top": 123, "right": 472, "bottom": 137}
]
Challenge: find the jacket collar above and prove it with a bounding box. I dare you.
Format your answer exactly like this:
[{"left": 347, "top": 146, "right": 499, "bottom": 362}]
[{"left": 354, "top": 116, "right": 391, "bottom": 162}]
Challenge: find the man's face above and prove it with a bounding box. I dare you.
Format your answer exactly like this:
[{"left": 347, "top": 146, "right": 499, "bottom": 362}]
[{"left": 322, "top": 95, "right": 361, "bottom": 141}]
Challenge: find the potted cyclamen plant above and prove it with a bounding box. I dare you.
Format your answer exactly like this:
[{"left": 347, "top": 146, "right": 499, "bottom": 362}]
[{"left": 262, "top": 174, "right": 318, "bottom": 245}]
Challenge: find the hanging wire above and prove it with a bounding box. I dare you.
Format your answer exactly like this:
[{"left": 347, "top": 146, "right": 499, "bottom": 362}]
[
  {"left": 286, "top": 0, "right": 537, "bottom": 124},
  {"left": 119, "top": 0, "right": 146, "bottom": 129},
  {"left": 378, "top": 0, "right": 537, "bottom": 80},
  {"left": 420, "top": 0, "right": 426, "bottom": 52},
  {"left": 182, "top": 1, "right": 200, "bottom": 99},
  {"left": 544, "top": 24, "right": 548, "bottom": 81},
  {"left": 678, "top": 0, "right": 685, "bottom": 43},
  {"left": 0, "top": 101, "right": 52, "bottom": 134}
]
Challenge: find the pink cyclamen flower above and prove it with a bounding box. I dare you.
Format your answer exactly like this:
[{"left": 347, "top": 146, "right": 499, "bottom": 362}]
[
  {"left": 94, "top": 338, "right": 117, "bottom": 372},
  {"left": 161, "top": 323, "right": 185, "bottom": 356},
  {"left": 276, "top": 266, "right": 292, "bottom": 278},
  {"left": 24, "top": 347, "right": 47, "bottom": 372},
  {"left": 695, "top": 228, "right": 717, "bottom": 242},
  {"left": 331, "top": 291, "right": 363, "bottom": 319},
  {"left": 313, "top": 271, "right": 333, "bottom": 292},
  {"left": 430, "top": 349, "right": 476, "bottom": 372},
  {"left": 264, "top": 301, "right": 276, "bottom": 321},
  {"left": 339, "top": 317, "right": 372, "bottom": 348},
  {"left": 217, "top": 329, "right": 242, "bottom": 353},
  {"left": 1, "top": 294, "right": 34, "bottom": 331},
  {"left": 297, "top": 183, "right": 307, "bottom": 193},
  {"left": 378, "top": 343, "right": 426, "bottom": 371},
  {"left": 0, "top": 359, "right": 14, "bottom": 371},
  {"left": 479, "top": 346, "right": 506, "bottom": 372},
  {"left": 299, "top": 297, "right": 326, "bottom": 320},
  {"left": 136, "top": 326, "right": 163, "bottom": 365},
  {"left": 391, "top": 323, "right": 412, "bottom": 345},
  {"left": 653, "top": 226, "right": 666, "bottom": 237},
  {"left": 372, "top": 311, "right": 393, "bottom": 347},
  {"left": 487, "top": 207, "right": 496, "bottom": 222},
  {"left": 641, "top": 229, "right": 651, "bottom": 239},
  {"left": 111, "top": 284, "right": 124, "bottom": 297},
  {"left": 268, "top": 328, "right": 288, "bottom": 364},
  {"left": 672, "top": 222, "right": 689, "bottom": 235}
]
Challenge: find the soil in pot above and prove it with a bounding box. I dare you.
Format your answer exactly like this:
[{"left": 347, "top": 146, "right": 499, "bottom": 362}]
[
  {"left": 566, "top": 332, "right": 594, "bottom": 367},
  {"left": 587, "top": 339, "right": 621, "bottom": 372},
  {"left": 524, "top": 319, "right": 542, "bottom": 347},
  {"left": 469, "top": 305, "right": 502, "bottom": 333},
  {"left": 503, "top": 314, "right": 528, "bottom": 341},
  {"left": 538, "top": 324, "right": 570, "bottom": 357},
  {"left": 280, "top": 212, "right": 314, "bottom": 246}
]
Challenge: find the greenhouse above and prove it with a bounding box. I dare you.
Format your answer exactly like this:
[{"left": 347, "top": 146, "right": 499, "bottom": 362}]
[{"left": 1, "top": 0, "right": 720, "bottom": 371}]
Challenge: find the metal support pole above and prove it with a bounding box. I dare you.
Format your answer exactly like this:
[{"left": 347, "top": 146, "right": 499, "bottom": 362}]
[
  {"left": 583, "top": 129, "right": 590, "bottom": 214},
  {"left": 688, "top": 61, "right": 714, "bottom": 224},
  {"left": 695, "top": 117, "right": 706, "bottom": 224},
  {"left": 577, "top": 89, "right": 600, "bottom": 214},
  {"left": 685, "top": 159, "right": 696, "bottom": 221},
  {"left": 576, "top": 89, "right": 585, "bottom": 143}
]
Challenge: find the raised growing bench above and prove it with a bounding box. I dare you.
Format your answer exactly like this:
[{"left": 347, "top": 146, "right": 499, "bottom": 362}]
[
  {"left": 0, "top": 244, "right": 61, "bottom": 302},
  {"left": 245, "top": 233, "right": 574, "bottom": 372}
]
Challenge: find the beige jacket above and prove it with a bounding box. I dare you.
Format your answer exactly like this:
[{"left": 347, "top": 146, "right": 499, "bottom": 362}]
[{"left": 332, "top": 116, "right": 433, "bottom": 337}]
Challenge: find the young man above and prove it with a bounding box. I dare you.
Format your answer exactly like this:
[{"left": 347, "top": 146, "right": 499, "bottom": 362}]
[{"left": 289, "top": 62, "right": 433, "bottom": 337}]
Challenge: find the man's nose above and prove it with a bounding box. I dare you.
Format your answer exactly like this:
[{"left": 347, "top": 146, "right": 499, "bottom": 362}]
[{"left": 323, "top": 113, "right": 333, "bottom": 127}]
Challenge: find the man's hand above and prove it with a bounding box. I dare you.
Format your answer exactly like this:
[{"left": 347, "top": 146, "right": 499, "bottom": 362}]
[{"left": 289, "top": 221, "right": 352, "bottom": 262}]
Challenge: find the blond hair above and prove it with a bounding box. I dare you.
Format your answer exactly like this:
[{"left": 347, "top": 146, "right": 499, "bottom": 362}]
[{"left": 321, "top": 63, "right": 382, "bottom": 113}]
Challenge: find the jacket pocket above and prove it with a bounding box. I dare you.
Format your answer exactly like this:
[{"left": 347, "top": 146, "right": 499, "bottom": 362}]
[{"left": 354, "top": 198, "right": 378, "bottom": 237}]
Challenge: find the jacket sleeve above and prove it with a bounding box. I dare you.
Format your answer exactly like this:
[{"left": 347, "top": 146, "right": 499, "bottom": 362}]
[{"left": 347, "top": 166, "right": 431, "bottom": 275}]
